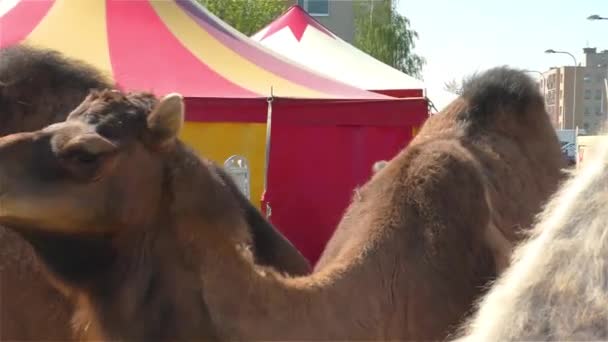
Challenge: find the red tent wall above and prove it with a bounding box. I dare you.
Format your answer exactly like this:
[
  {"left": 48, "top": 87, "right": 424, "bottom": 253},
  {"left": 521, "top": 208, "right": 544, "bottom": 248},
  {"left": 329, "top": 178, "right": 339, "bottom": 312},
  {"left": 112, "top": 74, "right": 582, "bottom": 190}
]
[
  {"left": 184, "top": 97, "right": 267, "bottom": 122},
  {"left": 262, "top": 97, "right": 428, "bottom": 265}
]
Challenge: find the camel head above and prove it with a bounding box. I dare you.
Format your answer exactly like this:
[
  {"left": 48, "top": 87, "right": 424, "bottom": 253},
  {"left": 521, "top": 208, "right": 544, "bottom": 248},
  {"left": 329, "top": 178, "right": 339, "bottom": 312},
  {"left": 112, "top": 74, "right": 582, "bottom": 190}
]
[
  {"left": 0, "top": 89, "right": 184, "bottom": 236},
  {"left": 0, "top": 88, "right": 255, "bottom": 339}
]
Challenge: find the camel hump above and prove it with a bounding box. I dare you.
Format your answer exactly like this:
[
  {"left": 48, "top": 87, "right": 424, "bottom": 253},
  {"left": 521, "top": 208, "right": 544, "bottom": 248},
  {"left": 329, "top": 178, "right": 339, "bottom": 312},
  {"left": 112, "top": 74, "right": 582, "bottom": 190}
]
[
  {"left": 0, "top": 44, "right": 114, "bottom": 136},
  {"left": 0, "top": 44, "right": 111, "bottom": 89},
  {"left": 461, "top": 66, "right": 544, "bottom": 124}
]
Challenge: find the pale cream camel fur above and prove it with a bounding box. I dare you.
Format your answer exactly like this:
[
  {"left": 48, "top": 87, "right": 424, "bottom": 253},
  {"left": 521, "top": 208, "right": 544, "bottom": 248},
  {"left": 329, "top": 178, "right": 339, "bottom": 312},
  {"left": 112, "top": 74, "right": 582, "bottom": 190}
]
[{"left": 456, "top": 132, "right": 608, "bottom": 341}]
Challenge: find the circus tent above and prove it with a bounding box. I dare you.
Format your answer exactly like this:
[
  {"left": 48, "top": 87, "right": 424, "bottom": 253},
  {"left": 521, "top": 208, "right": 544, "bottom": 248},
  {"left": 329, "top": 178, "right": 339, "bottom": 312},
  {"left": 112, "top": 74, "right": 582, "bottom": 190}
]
[
  {"left": 252, "top": 5, "right": 458, "bottom": 111},
  {"left": 0, "top": 0, "right": 428, "bottom": 264},
  {"left": 0, "top": 0, "right": 387, "bottom": 99}
]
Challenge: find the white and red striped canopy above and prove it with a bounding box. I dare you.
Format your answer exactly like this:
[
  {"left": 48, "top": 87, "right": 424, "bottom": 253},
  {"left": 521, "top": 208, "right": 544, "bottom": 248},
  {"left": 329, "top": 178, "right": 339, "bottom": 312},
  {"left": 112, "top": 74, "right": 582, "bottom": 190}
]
[{"left": 252, "top": 5, "right": 457, "bottom": 110}]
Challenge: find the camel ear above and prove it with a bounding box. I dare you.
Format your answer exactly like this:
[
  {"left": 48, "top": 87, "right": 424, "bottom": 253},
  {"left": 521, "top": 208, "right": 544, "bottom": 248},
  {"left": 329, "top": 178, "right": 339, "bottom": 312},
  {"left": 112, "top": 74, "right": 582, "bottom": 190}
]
[{"left": 147, "top": 93, "right": 184, "bottom": 145}]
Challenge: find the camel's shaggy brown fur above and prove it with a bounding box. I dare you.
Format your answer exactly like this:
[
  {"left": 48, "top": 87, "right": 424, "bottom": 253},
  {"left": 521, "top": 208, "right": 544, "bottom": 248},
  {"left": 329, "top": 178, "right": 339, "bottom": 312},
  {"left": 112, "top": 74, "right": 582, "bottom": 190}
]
[
  {"left": 455, "top": 133, "right": 608, "bottom": 341},
  {"left": 0, "top": 44, "right": 113, "bottom": 136},
  {"left": 0, "top": 67, "right": 565, "bottom": 340}
]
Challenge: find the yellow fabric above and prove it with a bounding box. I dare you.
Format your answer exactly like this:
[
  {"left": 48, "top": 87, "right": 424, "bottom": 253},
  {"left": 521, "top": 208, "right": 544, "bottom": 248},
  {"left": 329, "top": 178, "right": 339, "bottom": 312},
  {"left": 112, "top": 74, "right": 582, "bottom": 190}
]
[
  {"left": 150, "top": 1, "right": 330, "bottom": 98},
  {"left": 180, "top": 122, "right": 267, "bottom": 208},
  {"left": 25, "top": 0, "right": 113, "bottom": 78}
]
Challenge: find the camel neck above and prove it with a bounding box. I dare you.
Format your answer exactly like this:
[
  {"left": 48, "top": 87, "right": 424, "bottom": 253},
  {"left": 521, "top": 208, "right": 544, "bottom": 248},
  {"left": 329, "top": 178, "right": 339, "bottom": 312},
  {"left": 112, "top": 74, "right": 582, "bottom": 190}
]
[
  {"left": 198, "top": 231, "right": 383, "bottom": 340},
  {"left": 166, "top": 147, "right": 388, "bottom": 339}
]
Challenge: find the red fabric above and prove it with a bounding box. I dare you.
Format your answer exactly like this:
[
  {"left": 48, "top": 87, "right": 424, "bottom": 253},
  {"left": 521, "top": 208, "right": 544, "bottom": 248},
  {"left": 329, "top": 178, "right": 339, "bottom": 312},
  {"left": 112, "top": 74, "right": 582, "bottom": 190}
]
[
  {"left": 184, "top": 97, "right": 268, "bottom": 122},
  {"left": 259, "top": 5, "right": 335, "bottom": 41},
  {"left": 185, "top": 97, "right": 428, "bottom": 124},
  {"left": 106, "top": 0, "right": 255, "bottom": 98},
  {"left": 0, "top": 0, "right": 53, "bottom": 48},
  {"left": 263, "top": 98, "right": 427, "bottom": 264},
  {"left": 371, "top": 89, "right": 424, "bottom": 98}
]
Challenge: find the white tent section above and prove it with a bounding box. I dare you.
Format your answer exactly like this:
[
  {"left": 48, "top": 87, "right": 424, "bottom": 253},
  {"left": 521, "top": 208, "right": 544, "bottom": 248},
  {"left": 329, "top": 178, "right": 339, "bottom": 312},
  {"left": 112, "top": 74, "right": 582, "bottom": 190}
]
[{"left": 252, "top": 5, "right": 457, "bottom": 112}]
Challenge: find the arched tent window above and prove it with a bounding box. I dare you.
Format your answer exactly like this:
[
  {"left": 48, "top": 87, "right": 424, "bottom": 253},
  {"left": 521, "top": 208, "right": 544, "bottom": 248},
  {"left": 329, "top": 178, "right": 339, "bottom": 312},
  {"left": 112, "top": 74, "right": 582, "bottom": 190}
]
[{"left": 223, "top": 155, "right": 251, "bottom": 200}]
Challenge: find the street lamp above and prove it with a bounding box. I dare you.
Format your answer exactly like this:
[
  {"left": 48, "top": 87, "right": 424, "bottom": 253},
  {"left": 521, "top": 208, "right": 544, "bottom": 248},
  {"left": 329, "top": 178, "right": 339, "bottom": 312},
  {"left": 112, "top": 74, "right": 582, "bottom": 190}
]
[
  {"left": 523, "top": 69, "right": 547, "bottom": 97},
  {"left": 587, "top": 14, "right": 608, "bottom": 20},
  {"left": 524, "top": 69, "right": 550, "bottom": 122},
  {"left": 523, "top": 69, "right": 546, "bottom": 84},
  {"left": 545, "top": 49, "right": 578, "bottom": 130}
]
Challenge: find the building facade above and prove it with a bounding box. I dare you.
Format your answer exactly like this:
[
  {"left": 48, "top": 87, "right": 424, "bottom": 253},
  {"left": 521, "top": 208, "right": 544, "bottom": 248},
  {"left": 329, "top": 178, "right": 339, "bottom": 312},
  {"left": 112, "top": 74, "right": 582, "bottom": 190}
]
[
  {"left": 581, "top": 48, "right": 608, "bottom": 133},
  {"left": 541, "top": 67, "right": 561, "bottom": 128},
  {"left": 541, "top": 48, "right": 608, "bottom": 133},
  {"left": 541, "top": 66, "right": 585, "bottom": 130},
  {"left": 291, "top": 0, "right": 356, "bottom": 43}
]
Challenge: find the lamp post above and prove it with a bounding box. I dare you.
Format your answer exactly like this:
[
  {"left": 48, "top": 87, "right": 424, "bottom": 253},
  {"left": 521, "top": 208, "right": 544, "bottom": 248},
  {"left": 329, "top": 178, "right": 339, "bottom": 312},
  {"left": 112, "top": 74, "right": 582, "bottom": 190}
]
[
  {"left": 545, "top": 49, "right": 578, "bottom": 130},
  {"left": 523, "top": 69, "right": 547, "bottom": 93},
  {"left": 524, "top": 69, "right": 548, "bottom": 106},
  {"left": 523, "top": 69, "right": 548, "bottom": 113}
]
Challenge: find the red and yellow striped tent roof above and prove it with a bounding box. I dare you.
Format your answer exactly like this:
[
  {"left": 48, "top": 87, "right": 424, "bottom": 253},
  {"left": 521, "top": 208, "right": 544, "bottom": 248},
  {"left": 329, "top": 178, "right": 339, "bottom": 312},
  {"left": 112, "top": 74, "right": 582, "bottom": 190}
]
[{"left": 0, "top": 0, "right": 389, "bottom": 100}]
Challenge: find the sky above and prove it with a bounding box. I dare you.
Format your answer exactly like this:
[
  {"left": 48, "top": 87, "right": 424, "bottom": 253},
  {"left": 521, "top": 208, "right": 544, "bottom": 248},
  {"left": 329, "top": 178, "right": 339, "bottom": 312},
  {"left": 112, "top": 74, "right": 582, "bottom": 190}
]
[{"left": 398, "top": 0, "right": 608, "bottom": 93}]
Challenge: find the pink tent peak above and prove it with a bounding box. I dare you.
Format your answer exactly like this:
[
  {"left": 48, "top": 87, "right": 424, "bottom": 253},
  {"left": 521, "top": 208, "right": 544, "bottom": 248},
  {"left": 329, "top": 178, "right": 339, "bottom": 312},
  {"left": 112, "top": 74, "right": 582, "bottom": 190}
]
[{"left": 259, "top": 5, "right": 335, "bottom": 42}]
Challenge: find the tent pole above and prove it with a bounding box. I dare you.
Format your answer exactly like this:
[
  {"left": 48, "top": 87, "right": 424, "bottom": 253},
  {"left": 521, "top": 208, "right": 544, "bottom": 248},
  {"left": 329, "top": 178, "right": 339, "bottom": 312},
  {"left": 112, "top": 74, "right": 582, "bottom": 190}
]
[
  {"left": 262, "top": 88, "right": 274, "bottom": 219},
  {"left": 263, "top": 87, "right": 274, "bottom": 194}
]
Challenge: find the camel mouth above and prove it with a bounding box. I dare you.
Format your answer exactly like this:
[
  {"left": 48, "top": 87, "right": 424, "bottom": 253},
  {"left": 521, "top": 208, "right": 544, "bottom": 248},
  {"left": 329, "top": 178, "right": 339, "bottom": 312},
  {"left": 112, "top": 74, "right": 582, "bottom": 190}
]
[
  {"left": 0, "top": 180, "right": 14, "bottom": 220},
  {"left": 0, "top": 192, "right": 27, "bottom": 227},
  {"left": 0, "top": 191, "right": 56, "bottom": 233},
  {"left": 0, "top": 189, "right": 7, "bottom": 217},
  {"left": 0, "top": 214, "right": 29, "bottom": 230}
]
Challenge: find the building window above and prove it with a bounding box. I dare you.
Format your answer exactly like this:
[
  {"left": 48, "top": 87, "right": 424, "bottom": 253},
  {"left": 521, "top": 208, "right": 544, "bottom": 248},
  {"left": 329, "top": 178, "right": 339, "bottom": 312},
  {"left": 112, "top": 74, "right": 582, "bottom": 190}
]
[
  {"left": 595, "top": 89, "right": 602, "bottom": 100},
  {"left": 298, "top": 0, "right": 329, "bottom": 16},
  {"left": 585, "top": 89, "right": 591, "bottom": 99},
  {"left": 596, "top": 105, "right": 602, "bottom": 116},
  {"left": 585, "top": 106, "right": 591, "bottom": 115},
  {"left": 584, "top": 122, "right": 590, "bottom": 130},
  {"left": 597, "top": 74, "right": 604, "bottom": 83},
  {"left": 584, "top": 74, "right": 591, "bottom": 82}
]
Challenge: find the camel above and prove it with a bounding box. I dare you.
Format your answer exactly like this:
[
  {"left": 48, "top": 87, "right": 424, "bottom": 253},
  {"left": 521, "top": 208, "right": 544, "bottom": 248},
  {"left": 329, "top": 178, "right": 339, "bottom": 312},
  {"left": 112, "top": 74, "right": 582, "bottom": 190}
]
[
  {"left": 0, "top": 67, "right": 565, "bottom": 340},
  {"left": 454, "top": 133, "right": 608, "bottom": 341},
  {"left": 0, "top": 43, "right": 114, "bottom": 341},
  {"left": 0, "top": 44, "right": 309, "bottom": 340}
]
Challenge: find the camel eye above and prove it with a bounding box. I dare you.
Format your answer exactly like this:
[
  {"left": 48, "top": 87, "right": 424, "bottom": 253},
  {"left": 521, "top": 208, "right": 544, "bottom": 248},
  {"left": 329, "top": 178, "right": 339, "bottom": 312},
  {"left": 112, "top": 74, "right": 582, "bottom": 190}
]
[
  {"left": 65, "top": 149, "right": 100, "bottom": 165},
  {"left": 57, "top": 133, "right": 117, "bottom": 168}
]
